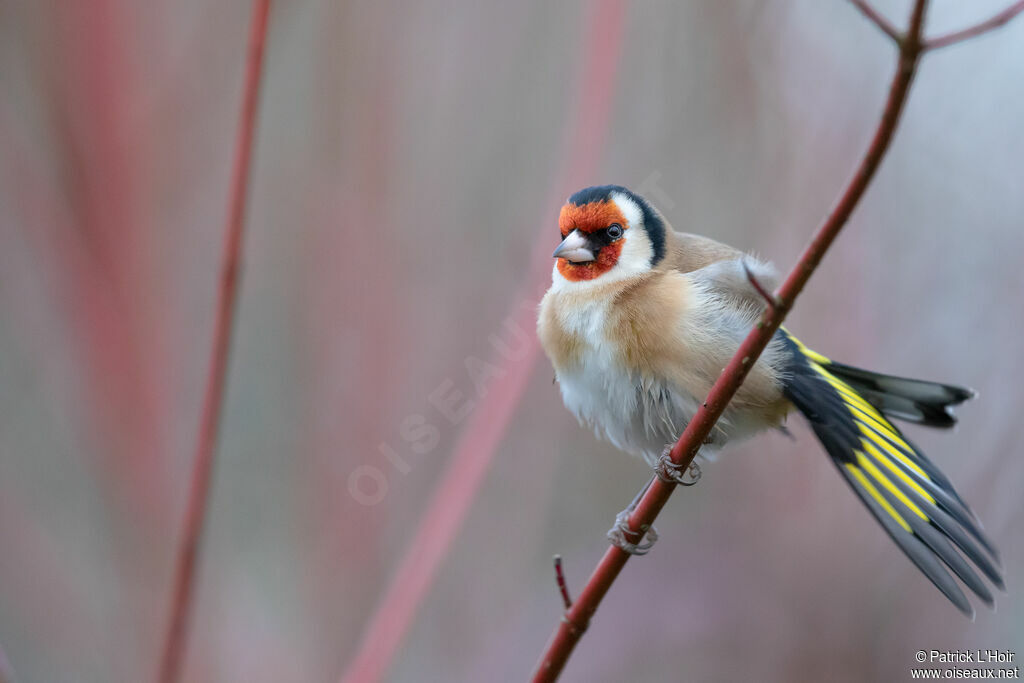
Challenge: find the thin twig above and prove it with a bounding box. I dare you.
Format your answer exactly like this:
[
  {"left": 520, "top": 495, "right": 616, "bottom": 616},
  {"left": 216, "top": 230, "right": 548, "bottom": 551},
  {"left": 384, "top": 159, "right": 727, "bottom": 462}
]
[
  {"left": 848, "top": 0, "right": 901, "bottom": 43},
  {"left": 155, "top": 2, "right": 271, "bottom": 682},
  {"left": 742, "top": 261, "right": 782, "bottom": 311},
  {"left": 531, "top": 1, "right": 932, "bottom": 679},
  {"left": 553, "top": 556, "right": 573, "bottom": 610},
  {"left": 924, "top": 0, "right": 1024, "bottom": 50}
]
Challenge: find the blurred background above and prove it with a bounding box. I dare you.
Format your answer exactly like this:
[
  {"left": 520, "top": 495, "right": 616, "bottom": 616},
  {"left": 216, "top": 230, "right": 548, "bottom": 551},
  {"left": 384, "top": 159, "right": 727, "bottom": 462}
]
[{"left": 0, "top": 0, "right": 1021, "bottom": 681}]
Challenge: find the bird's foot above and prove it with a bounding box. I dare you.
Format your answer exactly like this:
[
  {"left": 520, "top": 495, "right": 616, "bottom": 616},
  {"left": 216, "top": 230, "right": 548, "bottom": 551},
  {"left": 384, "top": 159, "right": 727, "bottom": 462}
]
[
  {"left": 654, "top": 445, "right": 702, "bottom": 486},
  {"left": 606, "top": 506, "right": 658, "bottom": 556}
]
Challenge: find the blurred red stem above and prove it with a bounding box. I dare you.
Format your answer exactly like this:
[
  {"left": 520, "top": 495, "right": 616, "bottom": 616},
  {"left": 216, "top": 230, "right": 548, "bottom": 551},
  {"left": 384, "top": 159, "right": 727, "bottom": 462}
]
[
  {"left": 155, "top": 2, "right": 271, "bottom": 682},
  {"left": 531, "top": 1, "right": 931, "bottom": 679},
  {"left": 336, "top": 2, "right": 625, "bottom": 682},
  {"left": 0, "top": 645, "right": 14, "bottom": 683}
]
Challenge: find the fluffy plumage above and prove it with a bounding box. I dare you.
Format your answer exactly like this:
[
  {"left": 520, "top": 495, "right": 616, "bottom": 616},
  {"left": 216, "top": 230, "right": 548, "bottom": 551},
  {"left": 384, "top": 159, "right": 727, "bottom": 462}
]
[{"left": 538, "top": 184, "right": 1003, "bottom": 617}]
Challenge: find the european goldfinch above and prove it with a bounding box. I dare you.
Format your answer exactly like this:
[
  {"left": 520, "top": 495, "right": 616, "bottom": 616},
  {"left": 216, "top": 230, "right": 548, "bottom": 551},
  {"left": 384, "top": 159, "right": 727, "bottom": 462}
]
[{"left": 538, "top": 184, "right": 1003, "bottom": 617}]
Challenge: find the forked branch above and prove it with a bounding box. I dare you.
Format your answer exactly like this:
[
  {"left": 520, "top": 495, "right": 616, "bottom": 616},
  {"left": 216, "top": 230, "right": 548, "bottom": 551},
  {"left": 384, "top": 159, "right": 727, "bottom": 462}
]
[{"left": 531, "top": 0, "right": 1024, "bottom": 679}]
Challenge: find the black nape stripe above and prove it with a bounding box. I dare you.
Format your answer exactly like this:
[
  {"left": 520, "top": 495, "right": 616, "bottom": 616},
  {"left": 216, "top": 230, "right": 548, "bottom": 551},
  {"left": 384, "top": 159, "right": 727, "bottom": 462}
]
[{"left": 566, "top": 184, "right": 667, "bottom": 266}]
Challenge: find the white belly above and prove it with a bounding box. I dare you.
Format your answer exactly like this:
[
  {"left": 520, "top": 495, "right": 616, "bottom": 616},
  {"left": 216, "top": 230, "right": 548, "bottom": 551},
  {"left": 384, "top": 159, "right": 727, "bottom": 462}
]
[
  {"left": 554, "top": 319, "right": 775, "bottom": 466},
  {"left": 543, "top": 267, "right": 783, "bottom": 465},
  {"left": 557, "top": 354, "right": 700, "bottom": 465}
]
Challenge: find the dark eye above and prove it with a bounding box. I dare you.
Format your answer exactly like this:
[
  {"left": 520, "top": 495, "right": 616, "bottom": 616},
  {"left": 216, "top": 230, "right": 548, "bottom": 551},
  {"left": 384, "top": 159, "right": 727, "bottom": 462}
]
[{"left": 607, "top": 224, "right": 623, "bottom": 239}]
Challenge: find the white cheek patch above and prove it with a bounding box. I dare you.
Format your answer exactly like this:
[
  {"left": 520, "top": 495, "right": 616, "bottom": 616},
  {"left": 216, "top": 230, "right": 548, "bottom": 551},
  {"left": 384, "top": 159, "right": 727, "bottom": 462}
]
[
  {"left": 610, "top": 192, "right": 654, "bottom": 275},
  {"left": 611, "top": 191, "right": 643, "bottom": 229}
]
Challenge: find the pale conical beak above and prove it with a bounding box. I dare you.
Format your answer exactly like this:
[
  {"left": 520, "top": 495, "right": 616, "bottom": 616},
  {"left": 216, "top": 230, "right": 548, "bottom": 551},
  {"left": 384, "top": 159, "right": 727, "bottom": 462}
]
[{"left": 552, "top": 230, "right": 595, "bottom": 263}]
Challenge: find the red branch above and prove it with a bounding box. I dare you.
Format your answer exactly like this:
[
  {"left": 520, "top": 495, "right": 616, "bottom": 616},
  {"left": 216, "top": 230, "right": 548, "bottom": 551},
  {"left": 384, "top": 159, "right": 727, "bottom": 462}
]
[
  {"left": 528, "top": 0, "right": 1024, "bottom": 677},
  {"left": 925, "top": 0, "right": 1024, "bottom": 49},
  {"left": 155, "top": 2, "right": 271, "bottom": 682},
  {"left": 533, "top": 0, "right": 1024, "bottom": 676},
  {"left": 336, "top": 3, "right": 626, "bottom": 681}
]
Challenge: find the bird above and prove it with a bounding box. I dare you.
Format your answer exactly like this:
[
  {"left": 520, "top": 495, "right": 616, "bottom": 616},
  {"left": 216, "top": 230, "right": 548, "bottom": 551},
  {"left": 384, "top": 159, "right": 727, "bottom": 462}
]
[{"left": 537, "top": 184, "right": 1003, "bottom": 618}]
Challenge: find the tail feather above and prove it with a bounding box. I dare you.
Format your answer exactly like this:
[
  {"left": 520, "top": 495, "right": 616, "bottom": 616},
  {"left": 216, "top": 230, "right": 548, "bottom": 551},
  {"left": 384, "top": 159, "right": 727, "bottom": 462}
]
[
  {"left": 779, "top": 330, "right": 1002, "bottom": 617},
  {"left": 825, "top": 360, "right": 974, "bottom": 428}
]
